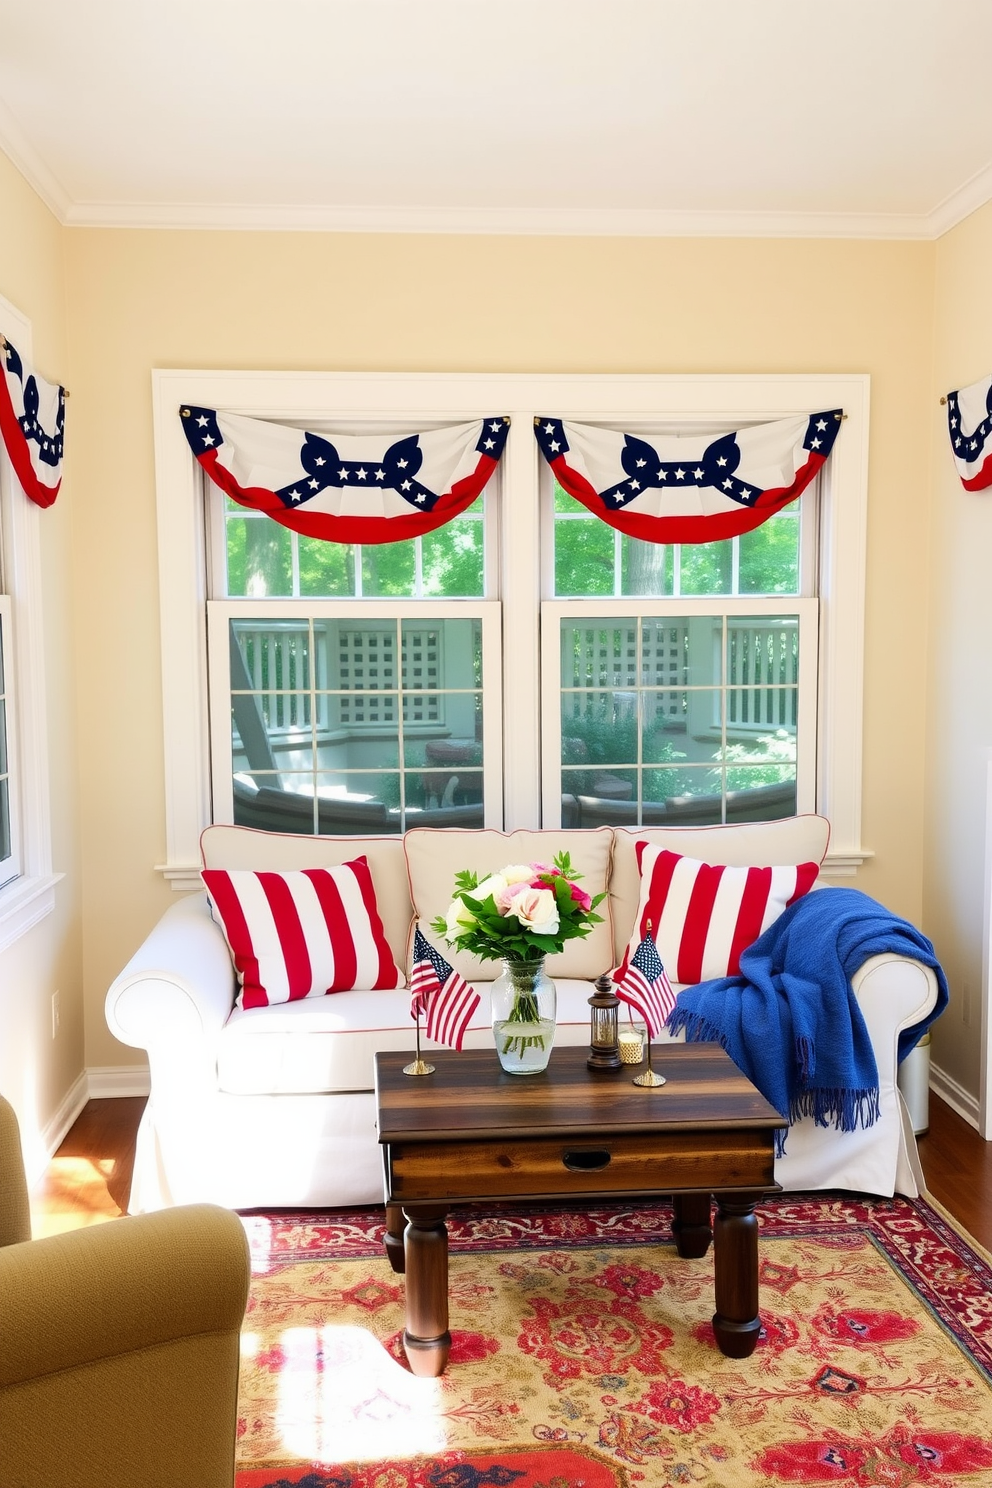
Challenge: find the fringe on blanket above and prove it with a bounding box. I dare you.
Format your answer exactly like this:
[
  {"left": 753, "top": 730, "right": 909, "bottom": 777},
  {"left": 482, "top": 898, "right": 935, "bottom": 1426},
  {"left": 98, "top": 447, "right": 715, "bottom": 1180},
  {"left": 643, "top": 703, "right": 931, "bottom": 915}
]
[{"left": 667, "top": 1009, "right": 882, "bottom": 1158}]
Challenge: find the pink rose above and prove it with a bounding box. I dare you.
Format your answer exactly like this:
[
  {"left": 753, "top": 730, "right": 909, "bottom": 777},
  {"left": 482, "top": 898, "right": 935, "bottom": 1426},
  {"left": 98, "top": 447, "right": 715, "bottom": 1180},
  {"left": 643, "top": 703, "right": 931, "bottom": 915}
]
[
  {"left": 494, "top": 880, "right": 530, "bottom": 913},
  {"left": 569, "top": 883, "right": 592, "bottom": 912}
]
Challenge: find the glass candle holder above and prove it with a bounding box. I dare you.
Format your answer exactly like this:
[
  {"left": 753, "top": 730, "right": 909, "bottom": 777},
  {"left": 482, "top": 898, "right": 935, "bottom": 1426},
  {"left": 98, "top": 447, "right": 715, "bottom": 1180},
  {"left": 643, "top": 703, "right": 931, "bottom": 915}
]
[{"left": 618, "top": 1022, "right": 645, "bottom": 1065}]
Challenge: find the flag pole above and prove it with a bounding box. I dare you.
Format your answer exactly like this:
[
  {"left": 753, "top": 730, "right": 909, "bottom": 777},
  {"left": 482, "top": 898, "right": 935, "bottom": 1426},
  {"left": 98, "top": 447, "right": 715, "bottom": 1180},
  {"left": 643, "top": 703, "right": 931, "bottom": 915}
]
[
  {"left": 632, "top": 1030, "right": 666, "bottom": 1088},
  {"left": 632, "top": 918, "right": 666, "bottom": 1087},
  {"left": 403, "top": 1010, "right": 435, "bottom": 1077}
]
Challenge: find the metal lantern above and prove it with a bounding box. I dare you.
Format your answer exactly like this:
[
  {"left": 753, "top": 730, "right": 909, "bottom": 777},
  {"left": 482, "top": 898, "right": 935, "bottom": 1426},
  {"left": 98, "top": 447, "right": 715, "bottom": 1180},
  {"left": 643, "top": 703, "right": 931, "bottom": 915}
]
[{"left": 587, "top": 973, "right": 622, "bottom": 1070}]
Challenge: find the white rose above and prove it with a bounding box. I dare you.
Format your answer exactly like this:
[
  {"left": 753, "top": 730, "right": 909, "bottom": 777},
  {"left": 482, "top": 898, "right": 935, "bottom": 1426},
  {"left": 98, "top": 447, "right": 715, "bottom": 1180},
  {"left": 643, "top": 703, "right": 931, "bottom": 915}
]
[
  {"left": 444, "top": 898, "right": 477, "bottom": 940},
  {"left": 470, "top": 872, "right": 508, "bottom": 904},
  {"left": 510, "top": 887, "right": 559, "bottom": 936},
  {"left": 502, "top": 863, "right": 538, "bottom": 886}
]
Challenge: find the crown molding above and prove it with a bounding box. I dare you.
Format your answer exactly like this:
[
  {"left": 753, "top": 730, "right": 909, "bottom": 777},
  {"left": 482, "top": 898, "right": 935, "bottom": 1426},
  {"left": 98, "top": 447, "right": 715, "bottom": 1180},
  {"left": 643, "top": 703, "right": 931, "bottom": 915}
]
[
  {"left": 925, "top": 158, "right": 992, "bottom": 238},
  {"left": 2, "top": 137, "right": 989, "bottom": 241},
  {"left": 0, "top": 102, "right": 71, "bottom": 223},
  {"left": 62, "top": 197, "right": 949, "bottom": 239}
]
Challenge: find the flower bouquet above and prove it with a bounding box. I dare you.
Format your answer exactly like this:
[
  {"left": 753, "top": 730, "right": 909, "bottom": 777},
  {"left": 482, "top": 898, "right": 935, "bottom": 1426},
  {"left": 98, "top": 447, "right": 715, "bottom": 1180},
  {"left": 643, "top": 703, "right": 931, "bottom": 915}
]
[{"left": 433, "top": 853, "right": 605, "bottom": 1070}]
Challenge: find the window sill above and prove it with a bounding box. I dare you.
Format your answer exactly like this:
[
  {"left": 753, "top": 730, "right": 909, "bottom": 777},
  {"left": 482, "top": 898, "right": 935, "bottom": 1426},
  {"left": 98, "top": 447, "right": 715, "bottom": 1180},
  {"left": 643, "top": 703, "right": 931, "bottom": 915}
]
[
  {"left": 0, "top": 873, "right": 62, "bottom": 953},
  {"left": 821, "top": 849, "right": 873, "bottom": 877}
]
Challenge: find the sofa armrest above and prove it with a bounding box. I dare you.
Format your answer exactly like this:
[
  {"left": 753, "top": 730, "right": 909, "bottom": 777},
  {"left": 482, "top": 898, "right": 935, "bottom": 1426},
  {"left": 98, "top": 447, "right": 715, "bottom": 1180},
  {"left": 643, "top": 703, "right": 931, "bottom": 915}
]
[
  {"left": 850, "top": 952, "right": 939, "bottom": 1084},
  {"left": 105, "top": 894, "right": 236, "bottom": 1093},
  {"left": 0, "top": 1205, "right": 249, "bottom": 1488}
]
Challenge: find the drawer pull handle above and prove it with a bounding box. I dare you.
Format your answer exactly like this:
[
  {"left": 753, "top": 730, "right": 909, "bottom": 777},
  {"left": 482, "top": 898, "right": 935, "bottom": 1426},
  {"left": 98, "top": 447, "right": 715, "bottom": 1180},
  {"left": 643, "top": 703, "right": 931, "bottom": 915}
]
[{"left": 563, "top": 1149, "right": 612, "bottom": 1171}]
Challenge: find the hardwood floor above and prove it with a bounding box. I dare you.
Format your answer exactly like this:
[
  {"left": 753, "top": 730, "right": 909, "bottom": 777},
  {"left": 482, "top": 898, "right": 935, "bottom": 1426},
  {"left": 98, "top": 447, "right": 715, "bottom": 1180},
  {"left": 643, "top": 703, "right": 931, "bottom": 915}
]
[
  {"left": 25, "top": 1091, "right": 992, "bottom": 1252},
  {"left": 917, "top": 1095, "right": 992, "bottom": 1251},
  {"left": 29, "top": 1096, "right": 146, "bottom": 1238}
]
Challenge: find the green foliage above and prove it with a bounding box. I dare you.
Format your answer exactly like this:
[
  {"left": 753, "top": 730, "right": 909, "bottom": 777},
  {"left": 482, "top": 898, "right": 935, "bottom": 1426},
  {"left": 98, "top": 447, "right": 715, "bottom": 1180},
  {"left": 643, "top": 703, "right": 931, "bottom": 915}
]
[
  {"left": 738, "top": 514, "right": 799, "bottom": 595},
  {"left": 226, "top": 511, "right": 484, "bottom": 599},
  {"left": 723, "top": 729, "right": 797, "bottom": 790},
  {"left": 562, "top": 701, "right": 687, "bottom": 795},
  {"left": 552, "top": 482, "right": 800, "bottom": 599}
]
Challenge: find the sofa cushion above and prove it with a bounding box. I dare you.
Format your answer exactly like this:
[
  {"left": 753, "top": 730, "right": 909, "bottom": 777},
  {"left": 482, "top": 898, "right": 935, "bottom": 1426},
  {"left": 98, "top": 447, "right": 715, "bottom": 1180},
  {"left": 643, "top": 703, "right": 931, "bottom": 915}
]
[
  {"left": 618, "top": 844, "right": 820, "bottom": 985},
  {"left": 200, "top": 825, "right": 413, "bottom": 972},
  {"left": 404, "top": 827, "right": 615, "bottom": 981},
  {"left": 610, "top": 815, "right": 830, "bottom": 964},
  {"left": 202, "top": 859, "right": 404, "bottom": 1009},
  {"left": 215, "top": 978, "right": 607, "bottom": 1094}
]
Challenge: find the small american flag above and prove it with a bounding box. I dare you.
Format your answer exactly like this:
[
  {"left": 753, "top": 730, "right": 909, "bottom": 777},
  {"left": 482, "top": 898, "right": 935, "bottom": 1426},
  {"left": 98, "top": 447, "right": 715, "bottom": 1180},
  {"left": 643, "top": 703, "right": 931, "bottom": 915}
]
[
  {"left": 614, "top": 932, "right": 676, "bottom": 1039},
  {"left": 410, "top": 928, "right": 480, "bottom": 1051}
]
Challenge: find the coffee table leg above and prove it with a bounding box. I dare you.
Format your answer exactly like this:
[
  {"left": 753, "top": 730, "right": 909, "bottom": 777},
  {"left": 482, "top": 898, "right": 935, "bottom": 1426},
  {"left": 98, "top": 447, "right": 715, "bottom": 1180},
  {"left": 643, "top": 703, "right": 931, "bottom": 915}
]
[
  {"left": 402, "top": 1204, "right": 451, "bottom": 1377},
  {"left": 383, "top": 1203, "right": 406, "bottom": 1274},
  {"left": 672, "top": 1192, "right": 712, "bottom": 1257},
  {"left": 712, "top": 1192, "right": 762, "bottom": 1358}
]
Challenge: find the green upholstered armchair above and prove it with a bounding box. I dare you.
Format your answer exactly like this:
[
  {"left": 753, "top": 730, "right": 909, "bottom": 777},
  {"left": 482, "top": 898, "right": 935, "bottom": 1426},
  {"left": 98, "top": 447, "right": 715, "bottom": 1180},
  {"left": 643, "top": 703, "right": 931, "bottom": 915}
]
[{"left": 0, "top": 1093, "right": 250, "bottom": 1488}]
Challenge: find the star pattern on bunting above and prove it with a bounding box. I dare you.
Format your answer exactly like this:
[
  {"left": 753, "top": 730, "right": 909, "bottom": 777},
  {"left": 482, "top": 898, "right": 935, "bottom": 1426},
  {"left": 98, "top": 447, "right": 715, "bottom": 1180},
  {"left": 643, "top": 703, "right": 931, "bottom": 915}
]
[
  {"left": 534, "top": 412, "right": 840, "bottom": 511},
  {"left": 4, "top": 338, "right": 65, "bottom": 467},
  {"left": 946, "top": 390, "right": 992, "bottom": 460},
  {"left": 179, "top": 408, "right": 510, "bottom": 514}
]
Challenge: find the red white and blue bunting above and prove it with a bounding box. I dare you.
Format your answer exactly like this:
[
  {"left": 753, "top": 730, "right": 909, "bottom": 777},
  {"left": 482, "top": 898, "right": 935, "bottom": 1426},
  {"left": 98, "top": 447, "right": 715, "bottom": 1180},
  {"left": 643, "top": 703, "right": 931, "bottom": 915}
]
[
  {"left": 534, "top": 410, "right": 842, "bottom": 544},
  {"left": 180, "top": 406, "right": 510, "bottom": 544},
  {"left": 0, "top": 335, "right": 65, "bottom": 509},
  {"left": 945, "top": 374, "right": 992, "bottom": 491}
]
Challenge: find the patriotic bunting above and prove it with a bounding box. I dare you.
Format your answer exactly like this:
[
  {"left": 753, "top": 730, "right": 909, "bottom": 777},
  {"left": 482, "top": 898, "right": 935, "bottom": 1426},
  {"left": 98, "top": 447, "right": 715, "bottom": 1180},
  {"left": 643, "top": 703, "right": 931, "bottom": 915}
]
[
  {"left": 534, "top": 410, "right": 842, "bottom": 544},
  {"left": 180, "top": 406, "right": 509, "bottom": 544},
  {"left": 410, "top": 928, "right": 480, "bottom": 1051},
  {"left": 0, "top": 335, "right": 65, "bottom": 509},
  {"left": 613, "top": 931, "right": 676, "bottom": 1040},
  {"left": 944, "top": 374, "right": 992, "bottom": 491}
]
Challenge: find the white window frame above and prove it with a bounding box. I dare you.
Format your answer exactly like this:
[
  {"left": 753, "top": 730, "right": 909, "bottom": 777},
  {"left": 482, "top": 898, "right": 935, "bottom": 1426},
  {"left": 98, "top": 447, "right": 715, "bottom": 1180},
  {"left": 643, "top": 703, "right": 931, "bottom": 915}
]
[
  {"left": 152, "top": 370, "right": 870, "bottom": 891},
  {"left": 207, "top": 598, "right": 503, "bottom": 829},
  {"left": 0, "top": 294, "right": 59, "bottom": 948},
  {"left": 0, "top": 592, "right": 19, "bottom": 886},
  {"left": 542, "top": 598, "right": 819, "bottom": 825}
]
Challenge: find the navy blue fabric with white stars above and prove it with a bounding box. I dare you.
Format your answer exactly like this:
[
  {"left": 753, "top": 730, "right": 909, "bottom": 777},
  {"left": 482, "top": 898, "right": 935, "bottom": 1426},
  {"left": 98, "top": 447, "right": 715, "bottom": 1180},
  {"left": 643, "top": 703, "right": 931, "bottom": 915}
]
[
  {"left": 180, "top": 406, "right": 509, "bottom": 512},
  {"left": 3, "top": 337, "right": 65, "bottom": 468},
  {"left": 534, "top": 412, "right": 841, "bottom": 509},
  {"left": 945, "top": 382, "right": 992, "bottom": 467}
]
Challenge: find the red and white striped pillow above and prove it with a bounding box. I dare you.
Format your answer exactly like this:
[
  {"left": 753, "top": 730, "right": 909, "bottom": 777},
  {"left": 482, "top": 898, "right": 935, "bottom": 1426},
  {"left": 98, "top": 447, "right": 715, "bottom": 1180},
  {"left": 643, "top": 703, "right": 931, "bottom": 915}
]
[
  {"left": 202, "top": 857, "right": 404, "bottom": 1010},
  {"left": 620, "top": 844, "right": 820, "bottom": 986}
]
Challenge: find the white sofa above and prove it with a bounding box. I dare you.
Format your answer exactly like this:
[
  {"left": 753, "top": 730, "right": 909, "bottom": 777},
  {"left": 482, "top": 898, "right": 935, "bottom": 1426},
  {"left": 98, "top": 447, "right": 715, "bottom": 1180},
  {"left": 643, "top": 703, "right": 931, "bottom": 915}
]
[{"left": 105, "top": 816, "right": 940, "bottom": 1213}]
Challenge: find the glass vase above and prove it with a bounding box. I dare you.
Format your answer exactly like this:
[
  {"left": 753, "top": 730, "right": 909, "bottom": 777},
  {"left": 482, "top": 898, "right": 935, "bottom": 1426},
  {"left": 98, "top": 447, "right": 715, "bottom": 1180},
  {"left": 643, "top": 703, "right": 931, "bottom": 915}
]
[{"left": 490, "top": 956, "right": 556, "bottom": 1075}]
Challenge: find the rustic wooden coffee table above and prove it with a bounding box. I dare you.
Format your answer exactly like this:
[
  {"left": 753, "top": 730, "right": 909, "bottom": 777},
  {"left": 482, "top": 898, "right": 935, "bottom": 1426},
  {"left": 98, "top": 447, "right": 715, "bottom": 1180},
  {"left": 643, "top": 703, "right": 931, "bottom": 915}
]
[{"left": 374, "top": 1042, "right": 786, "bottom": 1377}]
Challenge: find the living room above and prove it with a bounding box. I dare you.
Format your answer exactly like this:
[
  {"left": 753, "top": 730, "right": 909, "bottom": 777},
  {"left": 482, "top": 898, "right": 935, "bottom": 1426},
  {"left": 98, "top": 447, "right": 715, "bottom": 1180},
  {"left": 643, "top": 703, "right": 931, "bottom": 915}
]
[{"left": 5, "top": 3, "right": 992, "bottom": 1481}]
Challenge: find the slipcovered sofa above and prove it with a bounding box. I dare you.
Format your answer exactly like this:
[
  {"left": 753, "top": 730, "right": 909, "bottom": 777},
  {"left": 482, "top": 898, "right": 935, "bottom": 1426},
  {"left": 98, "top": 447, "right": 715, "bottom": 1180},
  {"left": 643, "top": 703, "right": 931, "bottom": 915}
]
[{"left": 105, "top": 816, "right": 940, "bottom": 1213}]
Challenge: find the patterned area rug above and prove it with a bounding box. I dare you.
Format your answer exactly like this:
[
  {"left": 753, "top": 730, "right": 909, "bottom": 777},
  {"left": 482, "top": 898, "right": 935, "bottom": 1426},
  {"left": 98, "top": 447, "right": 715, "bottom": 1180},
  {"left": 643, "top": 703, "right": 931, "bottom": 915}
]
[{"left": 234, "top": 1194, "right": 992, "bottom": 1487}]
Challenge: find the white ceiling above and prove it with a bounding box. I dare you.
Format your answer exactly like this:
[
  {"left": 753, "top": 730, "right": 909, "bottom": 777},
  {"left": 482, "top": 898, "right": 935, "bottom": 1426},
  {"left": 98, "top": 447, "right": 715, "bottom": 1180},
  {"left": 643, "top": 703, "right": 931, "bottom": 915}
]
[{"left": 1, "top": 0, "right": 991, "bottom": 238}]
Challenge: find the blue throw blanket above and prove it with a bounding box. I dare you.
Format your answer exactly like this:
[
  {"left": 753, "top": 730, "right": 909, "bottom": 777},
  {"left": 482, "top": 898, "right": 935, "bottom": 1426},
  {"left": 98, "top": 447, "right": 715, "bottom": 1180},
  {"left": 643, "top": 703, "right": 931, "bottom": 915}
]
[{"left": 665, "top": 887, "right": 948, "bottom": 1152}]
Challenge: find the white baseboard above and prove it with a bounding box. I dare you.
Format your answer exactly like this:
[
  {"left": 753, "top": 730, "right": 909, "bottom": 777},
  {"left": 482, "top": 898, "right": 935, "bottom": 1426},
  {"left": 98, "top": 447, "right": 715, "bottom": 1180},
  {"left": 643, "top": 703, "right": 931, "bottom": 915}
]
[
  {"left": 30, "top": 1071, "right": 91, "bottom": 1185},
  {"left": 929, "top": 1059, "right": 981, "bottom": 1131},
  {"left": 24, "top": 1066, "right": 150, "bottom": 1189},
  {"left": 86, "top": 1064, "right": 151, "bottom": 1099}
]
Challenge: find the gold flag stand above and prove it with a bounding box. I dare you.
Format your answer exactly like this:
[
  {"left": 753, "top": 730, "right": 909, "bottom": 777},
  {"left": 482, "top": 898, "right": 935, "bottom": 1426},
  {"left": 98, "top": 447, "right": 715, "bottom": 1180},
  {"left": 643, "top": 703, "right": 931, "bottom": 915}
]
[
  {"left": 632, "top": 1033, "right": 666, "bottom": 1088},
  {"left": 403, "top": 1012, "right": 435, "bottom": 1076}
]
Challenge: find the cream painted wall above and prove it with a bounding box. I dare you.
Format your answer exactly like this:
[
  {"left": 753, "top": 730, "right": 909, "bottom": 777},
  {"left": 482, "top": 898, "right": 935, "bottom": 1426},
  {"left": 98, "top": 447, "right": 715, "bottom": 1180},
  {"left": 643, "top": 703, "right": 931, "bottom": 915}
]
[
  {"left": 0, "top": 153, "right": 83, "bottom": 1176},
  {"left": 63, "top": 229, "right": 938, "bottom": 1073},
  {"left": 926, "top": 198, "right": 992, "bottom": 1117}
]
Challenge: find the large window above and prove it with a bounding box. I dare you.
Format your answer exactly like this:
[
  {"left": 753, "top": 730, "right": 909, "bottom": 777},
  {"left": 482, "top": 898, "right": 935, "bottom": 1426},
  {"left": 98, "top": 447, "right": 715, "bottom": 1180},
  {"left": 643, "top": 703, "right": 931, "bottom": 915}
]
[
  {"left": 204, "top": 414, "right": 816, "bottom": 838},
  {"left": 0, "top": 294, "right": 58, "bottom": 947},
  {"left": 0, "top": 595, "right": 16, "bottom": 887},
  {"left": 153, "top": 371, "right": 869, "bottom": 889},
  {"left": 543, "top": 459, "right": 817, "bottom": 829}
]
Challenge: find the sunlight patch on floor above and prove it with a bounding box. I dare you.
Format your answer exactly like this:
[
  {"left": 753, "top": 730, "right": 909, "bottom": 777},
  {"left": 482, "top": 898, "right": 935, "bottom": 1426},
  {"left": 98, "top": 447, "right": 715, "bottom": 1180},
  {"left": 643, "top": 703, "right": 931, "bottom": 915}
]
[{"left": 242, "top": 1324, "right": 446, "bottom": 1463}]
